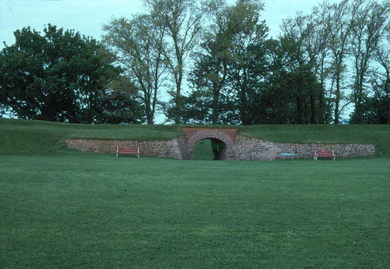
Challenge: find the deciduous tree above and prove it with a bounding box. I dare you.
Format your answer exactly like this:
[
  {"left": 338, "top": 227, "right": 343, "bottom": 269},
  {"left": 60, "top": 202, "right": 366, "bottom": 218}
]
[
  {"left": 103, "top": 15, "right": 166, "bottom": 124},
  {"left": 0, "top": 25, "right": 139, "bottom": 123},
  {"left": 145, "top": 0, "right": 204, "bottom": 123},
  {"left": 189, "top": 0, "right": 268, "bottom": 124},
  {"left": 350, "top": 0, "right": 390, "bottom": 123}
]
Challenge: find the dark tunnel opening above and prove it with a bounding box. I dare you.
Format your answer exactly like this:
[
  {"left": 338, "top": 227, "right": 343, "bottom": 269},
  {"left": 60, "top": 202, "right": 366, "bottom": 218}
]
[{"left": 192, "top": 138, "right": 227, "bottom": 160}]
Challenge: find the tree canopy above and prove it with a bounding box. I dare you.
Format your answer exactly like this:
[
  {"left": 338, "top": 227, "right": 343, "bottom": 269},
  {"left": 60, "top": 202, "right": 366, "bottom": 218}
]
[{"left": 0, "top": 24, "right": 142, "bottom": 123}]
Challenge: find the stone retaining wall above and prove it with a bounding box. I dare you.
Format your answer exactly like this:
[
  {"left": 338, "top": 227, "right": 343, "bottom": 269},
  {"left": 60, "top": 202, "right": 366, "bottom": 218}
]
[
  {"left": 65, "top": 135, "right": 375, "bottom": 160},
  {"left": 232, "top": 135, "right": 375, "bottom": 160},
  {"left": 65, "top": 139, "right": 184, "bottom": 159}
]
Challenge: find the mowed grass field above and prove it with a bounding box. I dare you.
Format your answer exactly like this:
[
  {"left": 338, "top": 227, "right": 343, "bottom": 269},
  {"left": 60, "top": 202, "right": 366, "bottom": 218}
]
[{"left": 1, "top": 119, "right": 390, "bottom": 268}]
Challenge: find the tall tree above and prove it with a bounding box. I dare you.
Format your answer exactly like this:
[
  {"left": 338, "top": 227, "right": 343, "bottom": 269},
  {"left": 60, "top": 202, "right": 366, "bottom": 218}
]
[
  {"left": 189, "top": 0, "right": 268, "bottom": 124},
  {"left": 0, "top": 25, "right": 135, "bottom": 123},
  {"left": 350, "top": 0, "right": 390, "bottom": 123},
  {"left": 188, "top": 0, "right": 235, "bottom": 124},
  {"left": 324, "top": 0, "right": 359, "bottom": 124},
  {"left": 362, "top": 22, "right": 390, "bottom": 123},
  {"left": 251, "top": 37, "right": 326, "bottom": 124},
  {"left": 281, "top": 9, "right": 332, "bottom": 123},
  {"left": 145, "top": 0, "right": 204, "bottom": 123},
  {"left": 103, "top": 15, "right": 166, "bottom": 124},
  {"left": 227, "top": 0, "right": 268, "bottom": 124},
  {"left": 282, "top": 0, "right": 390, "bottom": 124}
]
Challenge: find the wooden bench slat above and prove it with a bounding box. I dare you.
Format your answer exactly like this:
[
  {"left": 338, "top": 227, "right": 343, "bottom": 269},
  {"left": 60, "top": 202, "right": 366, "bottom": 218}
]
[
  {"left": 116, "top": 146, "right": 140, "bottom": 158},
  {"left": 314, "top": 150, "right": 335, "bottom": 160}
]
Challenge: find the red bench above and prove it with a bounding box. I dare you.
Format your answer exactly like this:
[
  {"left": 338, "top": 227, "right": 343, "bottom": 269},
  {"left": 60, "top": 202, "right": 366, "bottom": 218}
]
[
  {"left": 314, "top": 150, "right": 336, "bottom": 160},
  {"left": 116, "top": 146, "right": 140, "bottom": 158}
]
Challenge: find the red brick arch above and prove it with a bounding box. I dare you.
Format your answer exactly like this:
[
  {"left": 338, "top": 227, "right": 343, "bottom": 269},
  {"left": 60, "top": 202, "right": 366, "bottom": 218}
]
[{"left": 181, "top": 128, "right": 237, "bottom": 160}]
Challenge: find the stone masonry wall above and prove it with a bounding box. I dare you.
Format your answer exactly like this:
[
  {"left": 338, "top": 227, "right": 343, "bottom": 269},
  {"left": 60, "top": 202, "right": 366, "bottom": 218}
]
[
  {"left": 65, "top": 138, "right": 184, "bottom": 159},
  {"left": 65, "top": 135, "right": 375, "bottom": 160},
  {"left": 232, "top": 135, "right": 375, "bottom": 160}
]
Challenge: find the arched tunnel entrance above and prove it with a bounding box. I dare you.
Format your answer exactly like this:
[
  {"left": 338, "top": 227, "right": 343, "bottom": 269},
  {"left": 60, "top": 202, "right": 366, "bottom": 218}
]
[
  {"left": 182, "top": 128, "right": 237, "bottom": 160},
  {"left": 192, "top": 138, "right": 227, "bottom": 160}
]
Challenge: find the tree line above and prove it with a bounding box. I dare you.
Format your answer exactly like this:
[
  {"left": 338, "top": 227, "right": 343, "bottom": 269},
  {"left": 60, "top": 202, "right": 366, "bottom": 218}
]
[{"left": 1, "top": 0, "right": 389, "bottom": 124}]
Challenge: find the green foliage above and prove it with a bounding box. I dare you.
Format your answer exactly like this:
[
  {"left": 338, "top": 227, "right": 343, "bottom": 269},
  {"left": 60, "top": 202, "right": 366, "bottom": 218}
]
[
  {"left": 247, "top": 37, "right": 329, "bottom": 124},
  {"left": 145, "top": 0, "right": 204, "bottom": 124},
  {"left": 188, "top": 0, "right": 267, "bottom": 124},
  {"left": 352, "top": 29, "right": 390, "bottom": 124},
  {"left": 360, "top": 93, "right": 390, "bottom": 124},
  {"left": 103, "top": 15, "right": 166, "bottom": 124},
  {"left": 187, "top": 0, "right": 328, "bottom": 125},
  {"left": 1, "top": 154, "right": 390, "bottom": 268},
  {"left": 282, "top": 0, "right": 390, "bottom": 124},
  {"left": 0, "top": 24, "right": 142, "bottom": 124}
]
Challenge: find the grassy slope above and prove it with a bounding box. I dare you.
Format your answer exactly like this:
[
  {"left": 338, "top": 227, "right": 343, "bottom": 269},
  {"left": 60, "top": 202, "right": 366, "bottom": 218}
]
[
  {"left": 1, "top": 119, "right": 390, "bottom": 156},
  {"left": 0, "top": 119, "right": 180, "bottom": 155},
  {"left": 1, "top": 154, "right": 389, "bottom": 269}
]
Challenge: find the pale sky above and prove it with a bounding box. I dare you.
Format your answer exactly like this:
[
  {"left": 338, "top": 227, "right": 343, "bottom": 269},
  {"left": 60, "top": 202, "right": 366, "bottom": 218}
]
[{"left": 0, "top": 0, "right": 337, "bottom": 48}]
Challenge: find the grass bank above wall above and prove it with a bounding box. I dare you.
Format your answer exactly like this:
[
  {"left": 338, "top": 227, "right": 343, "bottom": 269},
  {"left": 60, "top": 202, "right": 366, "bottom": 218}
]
[
  {"left": 1, "top": 119, "right": 390, "bottom": 157},
  {"left": 0, "top": 119, "right": 180, "bottom": 155}
]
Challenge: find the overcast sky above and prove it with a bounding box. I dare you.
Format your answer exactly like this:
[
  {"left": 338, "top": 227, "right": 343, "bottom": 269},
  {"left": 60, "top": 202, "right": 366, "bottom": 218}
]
[{"left": 0, "top": 0, "right": 337, "bottom": 48}]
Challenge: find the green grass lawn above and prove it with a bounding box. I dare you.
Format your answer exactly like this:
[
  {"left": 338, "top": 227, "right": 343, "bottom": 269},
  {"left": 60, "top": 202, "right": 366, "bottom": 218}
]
[
  {"left": 1, "top": 153, "right": 389, "bottom": 269},
  {"left": 1, "top": 119, "right": 390, "bottom": 268}
]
